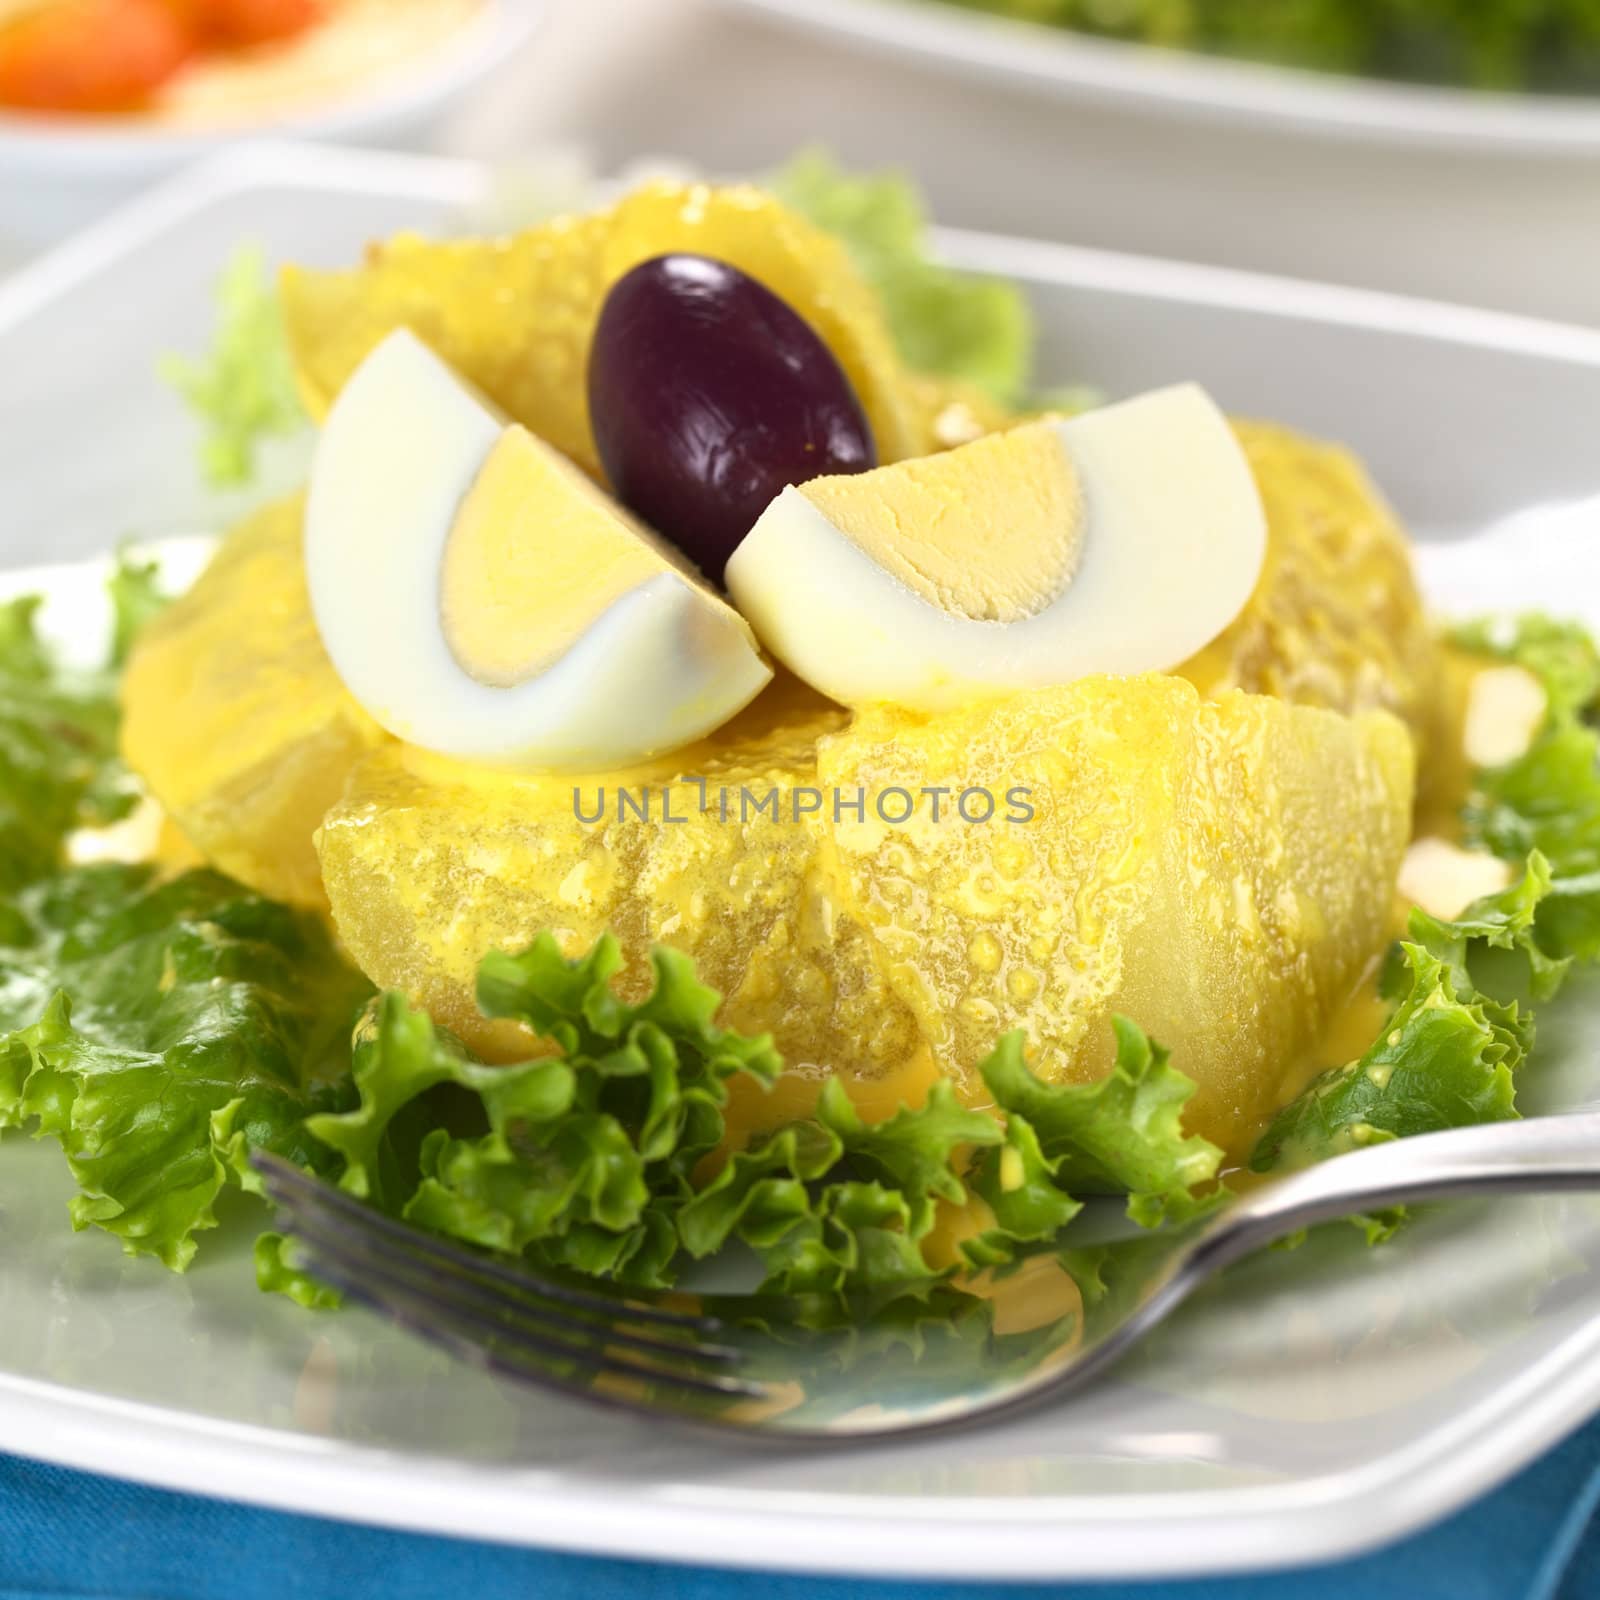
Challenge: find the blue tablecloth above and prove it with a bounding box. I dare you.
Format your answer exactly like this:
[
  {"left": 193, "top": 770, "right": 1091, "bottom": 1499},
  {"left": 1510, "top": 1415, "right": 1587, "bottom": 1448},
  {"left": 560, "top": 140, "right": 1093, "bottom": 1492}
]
[{"left": 4, "top": 1415, "right": 1599, "bottom": 1600}]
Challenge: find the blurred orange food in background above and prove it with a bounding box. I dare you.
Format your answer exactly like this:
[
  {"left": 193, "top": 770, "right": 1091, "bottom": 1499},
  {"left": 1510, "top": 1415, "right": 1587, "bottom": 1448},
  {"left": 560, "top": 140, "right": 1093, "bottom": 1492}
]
[
  {"left": 0, "top": 0, "right": 326, "bottom": 113},
  {"left": 174, "top": 0, "right": 325, "bottom": 47}
]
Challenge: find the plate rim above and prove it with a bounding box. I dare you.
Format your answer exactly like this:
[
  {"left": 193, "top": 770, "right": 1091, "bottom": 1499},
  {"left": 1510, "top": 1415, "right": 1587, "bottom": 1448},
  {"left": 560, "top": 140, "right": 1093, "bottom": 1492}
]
[
  {"left": 5, "top": 142, "right": 1600, "bottom": 1580},
  {"left": 8, "top": 141, "right": 1600, "bottom": 367},
  {"left": 716, "top": 0, "right": 1600, "bottom": 155},
  {"left": 4, "top": 1286, "right": 1600, "bottom": 1578}
]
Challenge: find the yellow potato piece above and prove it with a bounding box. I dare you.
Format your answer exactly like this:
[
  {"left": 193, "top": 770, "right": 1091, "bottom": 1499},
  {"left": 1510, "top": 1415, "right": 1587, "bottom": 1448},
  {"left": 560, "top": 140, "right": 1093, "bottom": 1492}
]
[
  {"left": 281, "top": 182, "right": 948, "bottom": 477},
  {"left": 120, "top": 496, "right": 386, "bottom": 908},
  {"left": 318, "top": 675, "right": 1413, "bottom": 1156},
  {"left": 314, "top": 674, "right": 896, "bottom": 1069},
  {"left": 816, "top": 679, "right": 1414, "bottom": 1154},
  {"left": 1185, "top": 422, "right": 1444, "bottom": 762}
]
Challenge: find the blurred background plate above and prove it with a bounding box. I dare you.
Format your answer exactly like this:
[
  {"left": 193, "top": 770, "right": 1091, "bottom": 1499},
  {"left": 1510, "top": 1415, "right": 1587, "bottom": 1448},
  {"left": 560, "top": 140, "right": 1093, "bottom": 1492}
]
[
  {"left": 6, "top": 0, "right": 1599, "bottom": 330},
  {"left": 454, "top": 0, "right": 1600, "bottom": 332},
  {"left": 0, "top": 0, "right": 543, "bottom": 258},
  {"left": 2, "top": 144, "right": 1600, "bottom": 1581},
  {"left": 716, "top": 0, "right": 1600, "bottom": 153}
]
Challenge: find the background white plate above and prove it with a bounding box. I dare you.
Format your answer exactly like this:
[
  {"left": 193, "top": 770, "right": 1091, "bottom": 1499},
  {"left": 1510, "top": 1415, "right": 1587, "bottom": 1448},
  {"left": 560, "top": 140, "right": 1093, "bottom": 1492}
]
[
  {"left": 2, "top": 144, "right": 1600, "bottom": 1582},
  {"left": 718, "top": 0, "right": 1600, "bottom": 155}
]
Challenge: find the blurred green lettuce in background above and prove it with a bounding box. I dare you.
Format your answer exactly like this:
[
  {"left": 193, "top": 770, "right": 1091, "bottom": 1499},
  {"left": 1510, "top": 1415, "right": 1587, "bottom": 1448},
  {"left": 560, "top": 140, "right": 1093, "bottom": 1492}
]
[{"left": 943, "top": 0, "right": 1600, "bottom": 92}]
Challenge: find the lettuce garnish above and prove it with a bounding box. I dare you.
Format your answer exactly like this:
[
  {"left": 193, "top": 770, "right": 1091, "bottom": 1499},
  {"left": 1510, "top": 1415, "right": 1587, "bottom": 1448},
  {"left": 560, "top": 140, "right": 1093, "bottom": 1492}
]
[
  {"left": 308, "top": 937, "right": 783, "bottom": 1287},
  {"left": 770, "top": 148, "right": 1035, "bottom": 405},
  {"left": 291, "top": 938, "right": 1198, "bottom": 1296},
  {"left": 0, "top": 562, "right": 368, "bottom": 1270},
  {"left": 0, "top": 595, "right": 128, "bottom": 892},
  {"left": 1250, "top": 875, "right": 1534, "bottom": 1175},
  {"left": 1457, "top": 616, "right": 1600, "bottom": 965},
  {"left": 1252, "top": 616, "right": 1600, "bottom": 1176},
  {"left": 107, "top": 553, "right": 169, "bottom": 670},
  {"left": 0, "top": 556, "right": 162, "bottom": 892},
  {"left": 681, "top": 1079, "right": 1001, "bottom": 1292},
  {"left": 159, "top": 245, "right": 306, "bottom": 488},
  {"left": 0, "top": 866, "right": 371, "bottom": 1269}
]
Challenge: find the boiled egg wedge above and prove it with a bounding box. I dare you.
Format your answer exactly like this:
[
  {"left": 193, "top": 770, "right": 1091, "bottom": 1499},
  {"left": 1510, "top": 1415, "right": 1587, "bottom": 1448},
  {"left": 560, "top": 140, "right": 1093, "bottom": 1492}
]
[
  {"left": 725, "top": 383, "right": 1266, "bottom": 712},
  {"left": 305, "top": 330, "right": 771, "bottom": 769}
]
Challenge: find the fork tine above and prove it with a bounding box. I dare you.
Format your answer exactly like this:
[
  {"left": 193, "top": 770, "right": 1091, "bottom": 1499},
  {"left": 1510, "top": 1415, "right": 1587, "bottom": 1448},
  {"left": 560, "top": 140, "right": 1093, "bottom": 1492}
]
[
  {"left": 251, "top": 1152, "right": 721, "bottom": 1333},
  {"left": 284, "top": 1225, "right": 769, "bottom": 1404},
  {"left": 270, "top": 1181, "right": 746, "bottom": 1367},
  {"left": 305, "top": 1258, "right": 771, "bottom": 1423}
]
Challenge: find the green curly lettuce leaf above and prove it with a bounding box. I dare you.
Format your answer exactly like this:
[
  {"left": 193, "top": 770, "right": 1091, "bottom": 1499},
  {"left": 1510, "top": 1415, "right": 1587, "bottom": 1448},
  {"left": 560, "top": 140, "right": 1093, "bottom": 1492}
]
[
  {"left": 298, "top": 932, "right": 1210, "bottom": 1298},
  {"left": 0, "top": 597, "right": 131, "bottom": 891},
  {"left": 957, "top": 1019, "right": 1222, "bottom": 1269},
  {"left": 679, "top": 1078, "right": 1002, "bottom": 1293},
  {"left": 1457, "top": 615, "right": 1600, "bottom": 965},
  {"left": 982, "top": 1019, "right": 1223, "bottom": 1223},
  {"left": 255, "top": 1229, "right": 344, "bottom": 1309},
  {"left": 1253, "top": 609, "right": 1600, "bottom": 1179},
  {"left": 1249, "top": 849, "right": 1577, "bottom": 1177},
  {"left": 0, "top": 864, "right": 371, "bottom": 1268},
  {"left": 771, "top": 148, "right": 1034, "bottom": 405},
  {"left": 1418, "top": 849, "right": 1571, "bottom": 1005},
  {"left": 477, "top": 933, "right": 784, "bottom": 1163},
  {"left": 159, "top": 245, "right": 306, "bottom": 489},
  {"left": 942, "top": 1, "right": 1600, "bottom": 92},
  {"left": 0, "top": 563, "right": 375, "bottom": 1271},
  {"left": 106, "top": 551, "right": 170, "bottom": 670},
  {"left": 301, "top": 935, "right": 785, "bottom": 1288},
  {"left": 805, "top": 1078, "right": 1001, "bottom": 1238},
  {"left": 1251, "top": 917, "right": 1521, "bottom": 1175},
  {"left": 0, "top": 552, "right": 168, "bottom": 892},
  {"left": 959, "top": 1109, "right": 1084, "bottom": 1272}
]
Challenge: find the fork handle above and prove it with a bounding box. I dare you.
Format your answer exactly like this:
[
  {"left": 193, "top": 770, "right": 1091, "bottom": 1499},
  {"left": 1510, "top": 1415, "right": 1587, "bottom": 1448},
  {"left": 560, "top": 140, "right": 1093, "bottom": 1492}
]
[{"left": 1197, "top": 1111, "right": 1600, "bottom": 1271}]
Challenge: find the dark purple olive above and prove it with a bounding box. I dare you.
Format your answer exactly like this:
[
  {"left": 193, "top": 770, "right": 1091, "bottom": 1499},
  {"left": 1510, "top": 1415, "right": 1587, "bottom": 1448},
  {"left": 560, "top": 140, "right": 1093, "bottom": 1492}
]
[{"left": 588, "top": 253, "right": 877, "bottom": 584}]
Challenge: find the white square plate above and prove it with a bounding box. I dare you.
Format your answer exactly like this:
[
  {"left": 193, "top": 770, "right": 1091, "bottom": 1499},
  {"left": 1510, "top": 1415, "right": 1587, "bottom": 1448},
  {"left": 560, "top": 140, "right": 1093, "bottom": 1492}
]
[{"left": 3, "top": 144, "right": 1600, "bottom": 1583}]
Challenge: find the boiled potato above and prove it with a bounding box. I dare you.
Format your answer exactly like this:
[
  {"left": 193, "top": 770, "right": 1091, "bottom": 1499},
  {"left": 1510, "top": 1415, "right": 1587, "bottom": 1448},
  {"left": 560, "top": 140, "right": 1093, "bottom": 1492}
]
[
  {"left": 119, "top": 497, "right": 384, "bottom": 908},
  {"left": 314, "top": 673, "right": 865, "bottom": 1069},
  {"left": 1182, "top": 422, "right": 1443, "bottom": 765},
  {"left": 816, "top": 679, "right": 1414, "bottom": 1153},
  {"left": 318, "top": 675, "right": 1413, "bottom": 1155}
]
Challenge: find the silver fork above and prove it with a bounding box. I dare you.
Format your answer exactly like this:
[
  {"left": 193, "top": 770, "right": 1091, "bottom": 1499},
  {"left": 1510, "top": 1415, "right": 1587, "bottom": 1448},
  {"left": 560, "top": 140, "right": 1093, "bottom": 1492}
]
[{"left": 252, "top": 1110, "right": 1600, "bottom": 1440}]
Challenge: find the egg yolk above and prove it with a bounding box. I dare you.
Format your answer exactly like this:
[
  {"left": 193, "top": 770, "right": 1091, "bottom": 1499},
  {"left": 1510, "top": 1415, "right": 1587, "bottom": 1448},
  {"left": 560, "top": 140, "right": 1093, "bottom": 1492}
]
[
  {"left": 798, "top": 420, "right": 1085, "bottom": 623},
  {"left": 440, "top": 424, "right": 710, "bottom": 687}
]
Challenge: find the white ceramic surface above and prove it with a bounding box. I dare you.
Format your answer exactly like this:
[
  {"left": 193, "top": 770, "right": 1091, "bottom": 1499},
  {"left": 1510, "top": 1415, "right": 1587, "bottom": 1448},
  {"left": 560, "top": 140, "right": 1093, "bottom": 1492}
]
[
  {"left": 0, "top": 0, "right": 543, "bottom": 257},
  {"left": 718, "top": 0, "right": 1600, "bottom": 154},
  {"left": 2, "top": 145, "right": 1600, "bottom": 1581}
]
